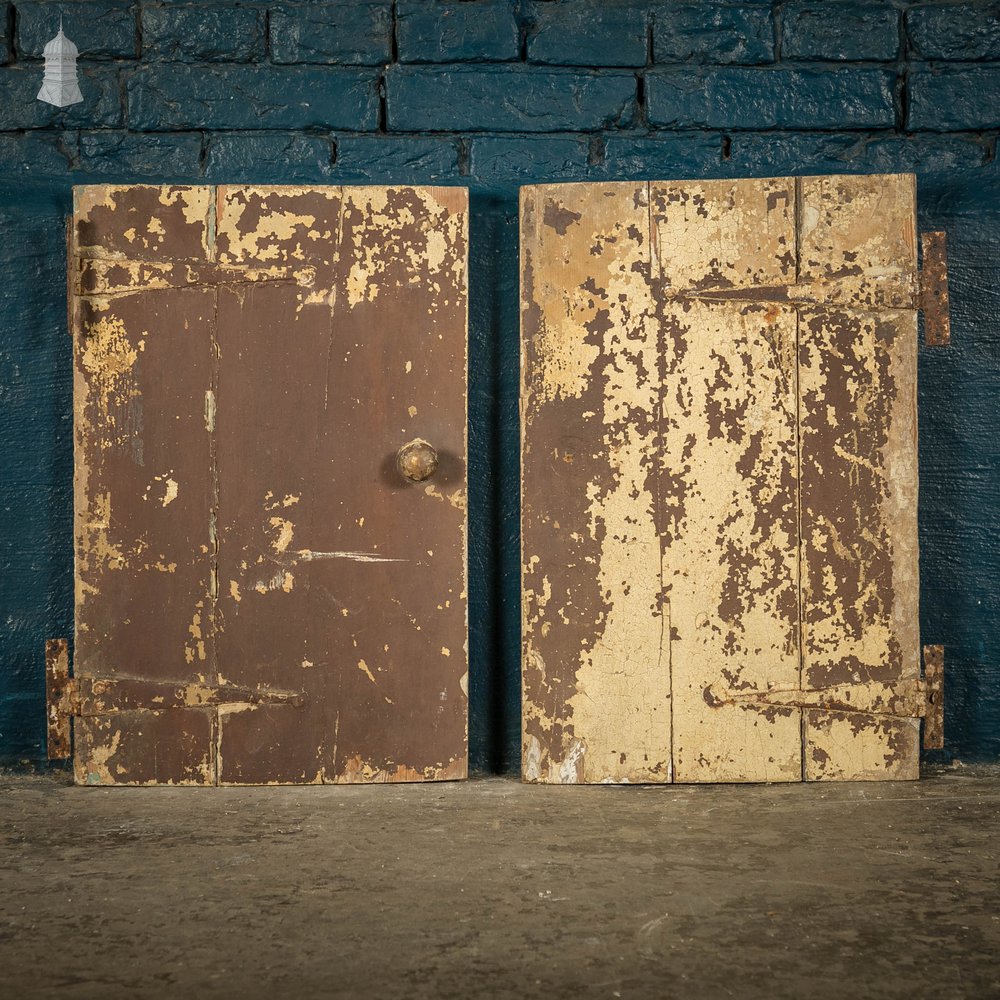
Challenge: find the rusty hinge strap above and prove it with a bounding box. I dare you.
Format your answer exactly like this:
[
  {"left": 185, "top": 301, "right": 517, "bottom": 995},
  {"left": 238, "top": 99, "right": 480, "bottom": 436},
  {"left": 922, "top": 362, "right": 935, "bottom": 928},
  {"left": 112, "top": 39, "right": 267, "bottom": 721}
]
[
  {"left": 922, "top": 644, "right": 945, "bottom": 750},
  {"left": 920, "top": 231, "right": 950, "bottom": 347},
  {"left": 70, "top": 676, "right": 308, "bottom": 717},
  {"left": 45, "top": 638, "right": 73, "bottom": 760},
  {"left": 710, "top": 655, "right": 945, "bottom": 752}
]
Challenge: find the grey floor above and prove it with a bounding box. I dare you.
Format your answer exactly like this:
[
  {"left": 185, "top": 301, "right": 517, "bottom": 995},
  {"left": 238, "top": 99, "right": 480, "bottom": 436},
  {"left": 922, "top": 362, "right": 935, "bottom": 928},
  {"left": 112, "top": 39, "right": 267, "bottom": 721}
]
[{"left": 2, "top": 766, "right": 998, "bottom": 1000}]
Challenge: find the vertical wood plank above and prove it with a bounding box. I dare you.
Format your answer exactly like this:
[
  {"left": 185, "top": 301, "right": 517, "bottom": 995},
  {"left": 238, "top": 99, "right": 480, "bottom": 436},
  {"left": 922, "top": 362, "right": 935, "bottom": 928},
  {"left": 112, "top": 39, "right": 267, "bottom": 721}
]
[
  {"left": 521, "top": 182, "right": 668, "bottom": 784},
  {"left": 73, "top": 185, "right": 216, "bottom": 785},
  {"left": 213, "top": 186, "right": 468, "bottom": 784},
  {"left": 651, "top": 179, "right": 802, "bottom": 783},
  {"left": 798, "top": 308, "right": 920, "bottom": 780},
  {"left": 657, "top": 300, "right": 802, "bottom": 782},
  {"left": 797, "top": 175, "right": 919, "bottom": 781}
]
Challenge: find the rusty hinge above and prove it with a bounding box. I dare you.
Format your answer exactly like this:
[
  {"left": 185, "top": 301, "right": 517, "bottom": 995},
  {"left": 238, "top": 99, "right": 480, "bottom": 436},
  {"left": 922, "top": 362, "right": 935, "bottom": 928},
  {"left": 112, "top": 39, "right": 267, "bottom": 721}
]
[
  {"left": 46, "top": 638, "right": 72, "bottom": 759},
  {"left": 920, "top": 231, "right": 950, "bottom": 347},
  {"left": 707, "top": 655, "right": 945, "bottom": 751},
  {"left": 45, "top": 637, "right": 307, "bottom": 760},
  {"left": 922, "top": 644, "right": 945, "bottom": 749}
]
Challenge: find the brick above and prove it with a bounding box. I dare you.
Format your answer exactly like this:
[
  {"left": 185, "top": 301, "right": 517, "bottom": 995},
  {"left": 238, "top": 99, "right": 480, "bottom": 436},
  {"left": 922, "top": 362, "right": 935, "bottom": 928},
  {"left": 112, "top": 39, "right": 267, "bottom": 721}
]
[
  {"left": 468, "top": 134, "right": 593, "bottom": 193},
  {"left": 17, "top": 1, "right": 137, "bottom": 59},
  {"left": 653, "top": 3, "right": 774, "bottom": 65},
  {"left": 854, "top": 133, "right": 991, "bottom": 175},
  {"left": 527, "top": 1, "right": 648, "bottom": 67},
  {"left": 0, "top": 3, "right": 10, "bottom": 64},
  {"left": 141, "top": 3, "right": 266, "bottom": 62},
  {"left": 907, "top": 3, "right": 1000, "bottom": 62},
  {"left": 723, "top": 132, "right": 866, "bottom": 176},
  {"left": 333, "top": 135, "right": 460, "bottom": 183},
  {"left": 127, "top": 65, "right": 380, "bottom": 131},
  {"left": 646, "top": 67, "right": 896, "bottom": 129},
  {"left": 205, "top": 133, "right": 336, "bottom": 182},
  {"left": 397, "top": 0, "right": 519, "bottom": 63},
  {"left": 0, "top": 132, "right": 74, "bottom": 175},
  {"left": 270, "top": 2, "right": 391, "bottom": 65},
  {"left": 0, "top": 66, "right": 122, "bottom": 128},
  {"left": 600, "top": 133, "right": 725, "bottom": 177},
  {"left": 77, "top": 132, "right": 203, "bottom": 178},
  {"left": 386, "top": 66, "right": 637, "bottom": 132},
  {"left": 780, "top": 2, "right": 899, "bottom": 61},
  {"left": 724, "top": 132, "right": 989, "bottom": 178},
  {"left": 908, "top": 65, "right": 1000, "bottom": 131}
]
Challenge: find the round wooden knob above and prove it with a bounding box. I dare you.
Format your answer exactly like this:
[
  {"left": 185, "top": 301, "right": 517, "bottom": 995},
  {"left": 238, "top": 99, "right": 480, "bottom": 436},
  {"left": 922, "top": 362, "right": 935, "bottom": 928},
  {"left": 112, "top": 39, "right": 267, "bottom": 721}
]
[{"left": 396, "top": 439, "right": 439, "bottom": 483}]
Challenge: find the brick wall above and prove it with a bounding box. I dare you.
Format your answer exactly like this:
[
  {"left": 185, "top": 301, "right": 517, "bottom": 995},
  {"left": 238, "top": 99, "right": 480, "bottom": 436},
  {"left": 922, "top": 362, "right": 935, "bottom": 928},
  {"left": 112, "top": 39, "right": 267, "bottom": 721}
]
[{"left": 1, "top": 0, "right": 999, "bottom": 771}]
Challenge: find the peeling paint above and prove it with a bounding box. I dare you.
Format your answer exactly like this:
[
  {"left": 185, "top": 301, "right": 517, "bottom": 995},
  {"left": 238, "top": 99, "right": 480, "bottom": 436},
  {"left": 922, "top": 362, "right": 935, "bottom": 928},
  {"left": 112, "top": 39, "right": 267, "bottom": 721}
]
[{"left": 521, "top": 175, "right": 921, "bottom": 784}]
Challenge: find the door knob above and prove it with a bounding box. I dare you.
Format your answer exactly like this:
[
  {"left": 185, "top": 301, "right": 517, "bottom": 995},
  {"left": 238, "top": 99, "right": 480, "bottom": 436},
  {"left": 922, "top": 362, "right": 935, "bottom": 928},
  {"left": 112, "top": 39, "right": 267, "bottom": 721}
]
[{"left": 397, "top": 439, "right": 439, "bottom": 483}]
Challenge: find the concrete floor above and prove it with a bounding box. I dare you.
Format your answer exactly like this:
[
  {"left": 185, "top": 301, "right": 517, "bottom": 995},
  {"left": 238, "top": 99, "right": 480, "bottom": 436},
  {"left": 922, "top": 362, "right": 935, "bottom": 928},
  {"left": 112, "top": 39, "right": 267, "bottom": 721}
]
[{"left": 1, "top": 767, "right": 998, "bottom": 1000}]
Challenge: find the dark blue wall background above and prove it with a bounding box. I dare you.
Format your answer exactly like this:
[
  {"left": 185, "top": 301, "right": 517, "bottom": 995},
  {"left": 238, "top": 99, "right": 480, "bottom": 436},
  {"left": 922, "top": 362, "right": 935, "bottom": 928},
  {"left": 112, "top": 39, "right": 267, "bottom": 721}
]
[{"left": 1, "top": 0, "right": 998, "bottom": 773}]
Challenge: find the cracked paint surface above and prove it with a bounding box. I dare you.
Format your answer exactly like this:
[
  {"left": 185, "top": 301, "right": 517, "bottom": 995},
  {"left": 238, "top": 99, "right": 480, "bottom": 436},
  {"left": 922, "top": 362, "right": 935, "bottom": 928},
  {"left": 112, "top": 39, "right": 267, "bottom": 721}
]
[
  {"left": 72, "top": 184, "right": 468, "bottom": 785},
  {"left": 521, "top": 174, "right": 921, "bottom": 783}
]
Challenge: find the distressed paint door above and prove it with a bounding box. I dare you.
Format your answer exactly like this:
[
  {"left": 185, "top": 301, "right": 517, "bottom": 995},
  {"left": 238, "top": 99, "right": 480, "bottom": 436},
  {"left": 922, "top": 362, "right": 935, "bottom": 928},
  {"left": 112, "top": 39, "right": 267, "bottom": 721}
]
[
  {"left": 521, "top": 174, "right": 920, "bottom": 783},
  {"left": 72, "top": 184, "right": 468, "bottom": 785}
]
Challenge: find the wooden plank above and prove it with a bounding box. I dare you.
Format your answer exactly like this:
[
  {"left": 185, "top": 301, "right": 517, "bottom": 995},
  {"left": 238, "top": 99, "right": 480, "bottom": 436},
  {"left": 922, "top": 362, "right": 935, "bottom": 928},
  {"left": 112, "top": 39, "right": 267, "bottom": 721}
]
[
  {"left": 795, "top": 174, "right": 917, "bottom": 310},
  {"left": 74, "top": 709, "right": 214, "bottom": 786},
  {"left": 798, "top": 307, "right": 920, "bottom": 780},
  {"left": 651, "top": 178, "right": 796, "bottom": 294},
  {"left": 520, "top": 182, "right": 668, "bottom": 784},
  {"left": 73, "top": 185, "right": 217, "bottom": 786},
  {"left": 796, "top": 171, "right": 919, "bottom": 782},
  {"left": 651, "top": 179, "right": 803, "bottom": 783},
  {"left": 656, "top": 302, "right": 802, "bottom": 782},
  {"left": 213, "top": 186, "right": 469, "bottom": 784}
]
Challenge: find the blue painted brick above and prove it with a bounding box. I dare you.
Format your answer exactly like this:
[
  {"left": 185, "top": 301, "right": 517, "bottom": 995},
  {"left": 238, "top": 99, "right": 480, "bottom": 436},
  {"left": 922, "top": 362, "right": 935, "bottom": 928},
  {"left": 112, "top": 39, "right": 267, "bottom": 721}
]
[
  {"left": 653, "top": 3, "right": 774, "bottom": 65},
  {"left": 397, "top": 0, "right": 519, "bottom": 63},
  {"left": 333, "top": 135, "right": 460, "bottom": 183},
  {"left": 17, "top": 1, "right": 138, "bottom": 59},
  {"left": 907, "top": 3, "right": 1000, "bottom": 62},
  {"left": 468, "top": 135, "right": 594, "bottom": 194},
  {"left": 127, "top": 65, "right": 380, "bottom": 130},
  {"left": 77, "top": 131, "right": 203, "bottom": 178},
  {"left": 205, "top": 133, "right": 336, "bottom": 182},
  {"left": 724, "top": 131, "right": 990, "bottom": 178},
  {"left": 386, "top": 66, "right": 638, "bottom": 132},
  {"left": 908, "top": 65, "right": 1000, "bottom": 131},
  {"left": 600, "top": 132, "right": 725, "bottom": 178},
  {"left": 780, "top": 2, "right": 899, "bottom": 61},
  {"left": 141, "top": 3, "right": 266, "bottom": 62},
  {"left": 270, "top": 2, "right": 392, "bottom": 65},
  {"left": 527, "top": 1, "right": 648, "bottom": 67},
  {"left": 0, "top": 132, "right": 74, "bottom": 175},
  {"left": 0, "top": 4, "right": 10, "bottom": 64},
  {"left": 646, "top": 67, "right": 896, "bottom": 129},
  {"left": 0, "top": 66, "right": 123, "bottom": 128}
]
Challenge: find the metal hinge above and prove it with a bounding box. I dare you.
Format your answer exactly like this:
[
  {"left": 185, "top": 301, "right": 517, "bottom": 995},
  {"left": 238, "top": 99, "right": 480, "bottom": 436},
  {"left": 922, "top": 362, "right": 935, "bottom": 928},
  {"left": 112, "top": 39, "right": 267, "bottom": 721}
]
[
  {"left": 707, "top": 645, "right": 945, "bottom": 751},
  {"left": 920, "top": 231, "right": 951, "bottom": 347},
  {"left": 45, "top": 637, "right": 307, "bottom": 761}
]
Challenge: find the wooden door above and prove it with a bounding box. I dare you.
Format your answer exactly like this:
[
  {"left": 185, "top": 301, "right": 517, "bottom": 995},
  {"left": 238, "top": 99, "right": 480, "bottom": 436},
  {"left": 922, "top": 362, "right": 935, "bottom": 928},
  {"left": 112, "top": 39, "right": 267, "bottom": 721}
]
[
  {"left": 71, "top": 184, "right": 468, "bottom": 785},
  {"left": 521, "top": 174, "right": 924, "bottom": 783}
]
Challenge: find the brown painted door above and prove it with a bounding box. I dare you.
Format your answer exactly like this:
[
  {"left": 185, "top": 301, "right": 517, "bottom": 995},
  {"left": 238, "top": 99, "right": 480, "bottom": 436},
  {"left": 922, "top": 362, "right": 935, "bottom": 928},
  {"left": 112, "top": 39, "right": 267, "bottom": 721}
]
[
  {"left": 72, "top": 185, "right": 468, "bottom": 785},
  {"left": 521, "top": 174, "right": 921, "bottom": 783}
]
